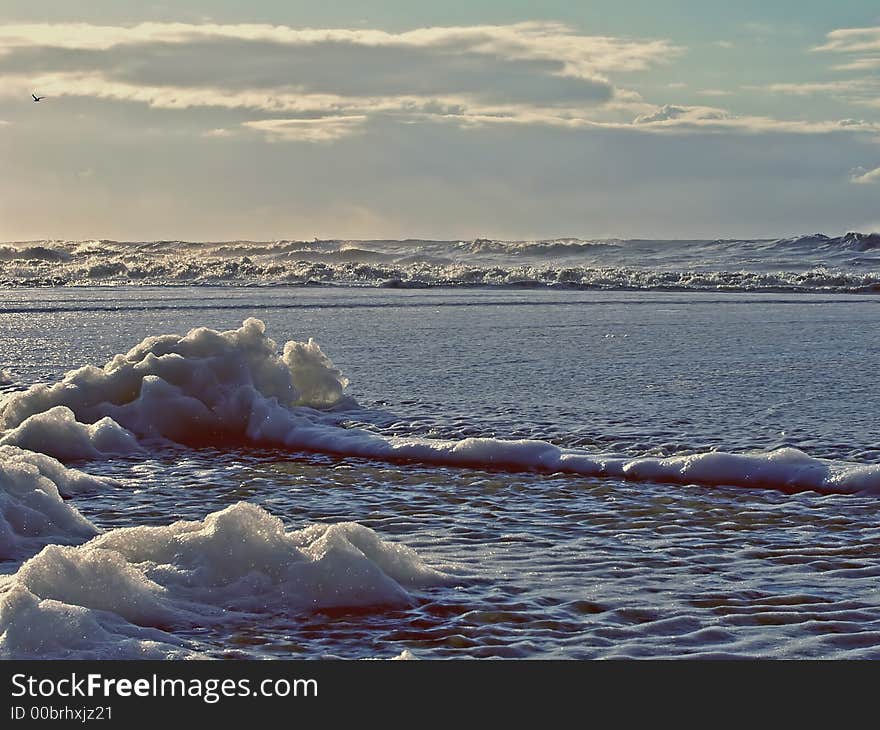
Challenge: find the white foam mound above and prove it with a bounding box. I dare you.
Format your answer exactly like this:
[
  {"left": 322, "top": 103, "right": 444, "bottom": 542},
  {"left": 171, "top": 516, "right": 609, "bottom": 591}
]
[
  {"left": 0, "top": 502, "right": 447, "bottom": 659},
  {"left": 0, "top": 406, "right": 143, "bottom": 460},
  {"left": 0, "top": 318, "right": 349, "bottom": 449},
  {"left": 0, "top": 369, "right": 12, "bottom": 385},
  {"left": 0, "top": 584, "right": 197, "bottom": 659},
  {"left": 0, "top": 446, "right": 103, "bottom": 560}
]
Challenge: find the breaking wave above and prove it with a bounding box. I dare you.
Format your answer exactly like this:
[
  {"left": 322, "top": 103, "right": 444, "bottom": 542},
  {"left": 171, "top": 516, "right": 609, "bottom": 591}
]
[{"left": 1, "top": 233, "right": 879, "bottom": 292}]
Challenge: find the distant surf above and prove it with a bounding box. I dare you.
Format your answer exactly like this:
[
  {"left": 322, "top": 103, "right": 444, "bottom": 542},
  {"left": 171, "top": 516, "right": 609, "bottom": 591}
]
[{"left": 2, "top": 233, "right": 880, "bottom": 292}]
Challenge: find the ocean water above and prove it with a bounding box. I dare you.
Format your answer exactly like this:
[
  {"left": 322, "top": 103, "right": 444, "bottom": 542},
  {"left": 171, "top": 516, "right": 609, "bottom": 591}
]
[{"left": 2, "top": 237, "right": 880, "bottom": 659}]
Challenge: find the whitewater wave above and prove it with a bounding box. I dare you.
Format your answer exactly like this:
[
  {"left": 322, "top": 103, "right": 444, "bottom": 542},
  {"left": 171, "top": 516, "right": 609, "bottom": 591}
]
[
  {"left": 1, "top": 233, "right": 879, "bottom": 292},
  {"left": 0, "top": 501, "right": 447, "bottom": 659},
  {"left": 2, "top": 318, "right": 880, "bottom": 496}
]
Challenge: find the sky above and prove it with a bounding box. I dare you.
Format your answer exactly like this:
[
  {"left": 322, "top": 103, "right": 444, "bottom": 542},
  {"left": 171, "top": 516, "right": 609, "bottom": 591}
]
[{"left": 0, "top": 1, "right": 879, "bottom": 241}]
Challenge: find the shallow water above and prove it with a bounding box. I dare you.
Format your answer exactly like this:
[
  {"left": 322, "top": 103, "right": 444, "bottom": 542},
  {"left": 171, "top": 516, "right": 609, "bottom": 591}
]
[{"left": 2, "top": 286, "right": 880, "bottom": 658}]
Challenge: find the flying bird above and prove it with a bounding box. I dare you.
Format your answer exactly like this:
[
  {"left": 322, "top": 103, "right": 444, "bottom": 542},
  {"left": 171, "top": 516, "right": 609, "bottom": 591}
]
[{"left": 32, "top": 93, "right": 45, "bottom": 102}]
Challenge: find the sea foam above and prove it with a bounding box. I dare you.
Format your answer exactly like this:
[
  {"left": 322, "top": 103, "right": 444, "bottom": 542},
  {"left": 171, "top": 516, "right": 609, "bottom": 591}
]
[
  {"left": 0, "top": 406, "right": 143, "bottom": 461},
  {"left": 0, "top": 318, "right": 349, "bottom": 453},
  {"left": 0, "top": 446, "right": 104, "bottom": 560},
  {"left": 0, "top": 502, "right": 448, "bottom": 659}
]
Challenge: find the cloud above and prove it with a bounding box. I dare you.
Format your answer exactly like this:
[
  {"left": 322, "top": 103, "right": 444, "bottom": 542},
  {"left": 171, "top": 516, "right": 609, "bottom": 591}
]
[
  {"left": 1, "top": 21, "right": 876, "bottom": 144},
  {"left": 634, "top": 104, "right": 689, "bottom": 124},
  {"left": 745, "top": 79, "right": 880, "bottom": 111},
  {"left": 2, "top": 39, "right": 618, "bottom": 106},
  {"left": 746, "top": 80, "right": 877, "bottom": 96},
  {"left": 4, "top": 71, "right": 875, "bottom": 141},
  {"left": 0, "top": 70, "right": 553, "bottom": 126},
  {"left": 815, "top": 26, "right": 880, "bottom": 71},
  {"left": 0, "top": 21, "right": 689, "bottom": 142},
  {"left": 631, "top": 103, "right": 880, "bottom": 134},
  {"left": 832, "top": 57, "right": 880, "bottom": 71},
  {"left": 851, "top": 165, "right": 880, "bottom": 184},
  {"left": 816, "top": 27, "right": 880, "bottom": 54},
  {"left": 243, "top": 116, "right": 366, "bottom": 142},
  {"left": 0, "top": 21, "right": 681, "bottom": 79}
]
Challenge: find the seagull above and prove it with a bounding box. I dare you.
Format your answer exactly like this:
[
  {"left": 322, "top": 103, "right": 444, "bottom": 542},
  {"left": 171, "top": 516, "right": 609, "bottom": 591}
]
[{"left": 32, "top": 93, "right": 45, "bottom": 102}]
